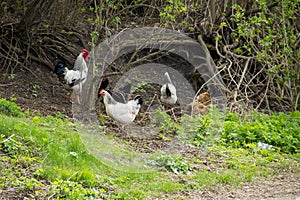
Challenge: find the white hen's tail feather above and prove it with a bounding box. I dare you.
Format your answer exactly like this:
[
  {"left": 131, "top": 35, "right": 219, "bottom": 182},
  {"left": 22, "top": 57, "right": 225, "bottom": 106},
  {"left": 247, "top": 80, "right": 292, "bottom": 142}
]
[
  {"left": 163, "top": 72, "right": 172, "bottom": 84},
  {"left": 160, "top": 72, "right": 177, "bottom": 105}
]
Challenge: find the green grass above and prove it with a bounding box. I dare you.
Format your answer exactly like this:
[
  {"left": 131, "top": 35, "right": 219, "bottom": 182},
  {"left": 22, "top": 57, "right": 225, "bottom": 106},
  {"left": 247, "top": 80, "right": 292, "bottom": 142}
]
[{"left": 0, "top": 98, "right": 299, "bottom": 199}]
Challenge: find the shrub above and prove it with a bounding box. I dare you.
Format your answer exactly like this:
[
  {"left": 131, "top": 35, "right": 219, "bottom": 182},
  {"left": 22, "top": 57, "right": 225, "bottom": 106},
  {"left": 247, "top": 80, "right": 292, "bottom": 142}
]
[{"left": 0, "top": 98, "right": 25, "bottom": 118}]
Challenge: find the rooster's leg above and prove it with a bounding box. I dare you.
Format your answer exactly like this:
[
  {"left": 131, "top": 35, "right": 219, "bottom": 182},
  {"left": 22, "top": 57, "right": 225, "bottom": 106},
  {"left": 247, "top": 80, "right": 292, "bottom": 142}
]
[{"left": 76, "top": 94, "right": 81, "bottom": 104}]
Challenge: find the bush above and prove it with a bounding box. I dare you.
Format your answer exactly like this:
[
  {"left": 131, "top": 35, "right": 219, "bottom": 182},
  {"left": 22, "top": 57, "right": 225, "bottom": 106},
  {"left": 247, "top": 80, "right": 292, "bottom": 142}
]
[{"left": 0, "top": 98, "right": 25, "bottom": 118}]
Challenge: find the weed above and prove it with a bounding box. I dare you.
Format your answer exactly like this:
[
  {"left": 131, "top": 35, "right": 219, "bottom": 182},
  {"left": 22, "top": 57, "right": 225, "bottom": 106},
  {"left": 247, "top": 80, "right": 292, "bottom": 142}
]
[
  {"left": 30, "top": 83, "right": 41, "bottom": 98},
  {"left": 149, "top": 152, "right": 192, "bottom": 174},
  {"left": 132, "top": 81, "right": 152, "bottom": 93},
  {"left": 154, "top": 109, "right": 182, "bottom": 134},
  {"left": 49, "top": 179, "right": 100, "bottom": 199},
  {"left": 0, "top": 98, "right": 25, "bottom": 117},
  {"left": 8, "top": 73, "right": 16, "bottom": 80},
  {"left": 179, "top": 114, "right": 210, "bottom": 147}
]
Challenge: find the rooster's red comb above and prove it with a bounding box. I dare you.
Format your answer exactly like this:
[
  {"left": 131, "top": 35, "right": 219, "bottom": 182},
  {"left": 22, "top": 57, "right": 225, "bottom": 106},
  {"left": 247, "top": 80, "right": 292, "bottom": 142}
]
[
  {"left": 80, "top": 49, "right": 89, "bottom": 53},
  {"left": 80, "top": 49, "right": 89, "bottom": 60}
]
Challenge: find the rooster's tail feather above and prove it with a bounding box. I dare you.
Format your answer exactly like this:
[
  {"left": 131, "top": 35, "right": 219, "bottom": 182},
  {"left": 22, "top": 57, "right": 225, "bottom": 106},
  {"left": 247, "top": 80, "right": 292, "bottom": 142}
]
[{"left": 53, "top": 57, "right": 66, "bottom": 78}]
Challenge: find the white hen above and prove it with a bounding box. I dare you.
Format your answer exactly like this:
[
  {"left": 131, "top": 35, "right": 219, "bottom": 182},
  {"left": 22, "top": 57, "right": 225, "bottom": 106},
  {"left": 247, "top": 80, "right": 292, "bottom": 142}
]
[
  {"left": 100, "top": 89, "right": 143, "bottom": 124},
  {"left": 64, "top": 49, "right": 89, "bottom": 104},
  {"left": 160, "top": 72, "right": 177, "bottom": 105}
]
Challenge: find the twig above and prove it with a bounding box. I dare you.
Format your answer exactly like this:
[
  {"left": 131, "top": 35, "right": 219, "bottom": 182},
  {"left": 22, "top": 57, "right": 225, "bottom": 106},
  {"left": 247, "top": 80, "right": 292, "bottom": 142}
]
[
  {"left": 234, "top": 57, "right": 251, "bottom": 102},
  {"left": 223, "top": 44, "right": 255, "bottom": 60},
  {"left": 256, "top": 76, "right": 270, "bottom": 110},
  {"left": 237, "top": 57, "right": 250, "bottom": 91},
  {"left": 0, "top": 134, "right": 15, "bottom": 144},
  {"left": 0, "top": 83, "right": 15, "bottom": 87}
]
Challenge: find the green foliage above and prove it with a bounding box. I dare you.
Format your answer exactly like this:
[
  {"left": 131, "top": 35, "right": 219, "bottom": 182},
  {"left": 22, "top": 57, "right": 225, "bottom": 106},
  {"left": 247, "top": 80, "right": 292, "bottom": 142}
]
[
  {"left": 99, "top": 114, "right": 105, "bottom": 126},
  {"left": 0, "top": 113, "right": 106, "bottom": 199},
  {"left": 149, "top": 152, "right": 192, "bottom": 174},
  {"left": 0, "top": 120, "right": 44, "bottom": 196},
  {"left": 154, "top": 108, "right": 299, "bottom": 154},
  {"left": 1, "top": 135, "right": 22, "bottom": 154},
  {"left": 154, "top": 109, "right": 182, "bottom": 134},
  {"left": 89, "top": 0, "right": 127, "bottom": 38},
  {"left": 179, "top": 114, "right": 211, "bottom": 147},
  {"left": 159, "top": 0, "right": 187, "bottom": 24},
  {"left": 29, "top": 83, "right": 41, "bottom": 98},
  {"left": 49, "top": 179, "right": 100, "bottom": 199},
  {"left": 156, "top": 133, "right": 172, "bottom": 141},
  {"left": 228, "top": 0, "right": 300, "bottom": 109},
  {"left": 8, "top": 73, "right": 16, "bottom": 80},
  {"left": 55, "top": 111, "right": 66, "bottom": 120},
  {"left": 0, "top": 98, "right": 25, "bottom": 117},
  {"left": 89, "top": 31, "right": 99, "bottom": 47},
  {"left": 132, "top": 81, "right": 152, "bottom": 93},
  {"left": 220, "top": 111, "right": 300, "bottom": 153}
]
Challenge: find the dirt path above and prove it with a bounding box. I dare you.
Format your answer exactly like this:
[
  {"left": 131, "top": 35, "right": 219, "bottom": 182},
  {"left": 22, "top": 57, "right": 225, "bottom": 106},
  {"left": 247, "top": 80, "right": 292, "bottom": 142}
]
[{"left": 191, "top": 171, "right": 300, "bottom": 200}]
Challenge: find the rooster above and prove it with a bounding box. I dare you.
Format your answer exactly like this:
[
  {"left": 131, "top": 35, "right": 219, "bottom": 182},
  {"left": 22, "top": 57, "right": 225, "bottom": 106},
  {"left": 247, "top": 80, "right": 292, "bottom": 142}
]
[
  {"left": 64, "top": 49, "right": 89, "bottom": 104},
  {"left": 100, "top": 89, "right": 143, "bottom": 124},
  {"left": 160, "top": 72, "right": 177, "bottom": 105}
]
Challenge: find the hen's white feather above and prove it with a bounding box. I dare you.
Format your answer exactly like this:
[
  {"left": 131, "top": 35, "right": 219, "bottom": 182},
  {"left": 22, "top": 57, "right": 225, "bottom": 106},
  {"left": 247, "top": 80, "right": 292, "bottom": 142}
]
[
  {"left": 160, "top": 72, "right": 177, "bottom": 105},
  {"left": 102, "top": 90, "right": 142, "bottom": 124}
]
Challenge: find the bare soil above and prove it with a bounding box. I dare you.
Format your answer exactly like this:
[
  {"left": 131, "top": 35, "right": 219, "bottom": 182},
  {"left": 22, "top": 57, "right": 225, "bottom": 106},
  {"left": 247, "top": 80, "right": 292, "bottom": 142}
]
[
  {"left": 0, "top": 66, "right": 72, "bottom": 117},
  {"left": 192, "top": 171, "right": 300, "bottom": 200},
  {"left": 158, "top": 171, "right": 300, "bottom": 200}
]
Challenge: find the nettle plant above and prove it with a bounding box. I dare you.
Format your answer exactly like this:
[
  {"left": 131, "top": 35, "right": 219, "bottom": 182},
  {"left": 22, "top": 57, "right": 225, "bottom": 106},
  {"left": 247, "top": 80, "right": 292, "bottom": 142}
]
[
  {"left": 220, "top": 111, "right": 300, "bottom": 154},
  {"left": 229, "top": 0, "right": 300, "bottom": 109}
]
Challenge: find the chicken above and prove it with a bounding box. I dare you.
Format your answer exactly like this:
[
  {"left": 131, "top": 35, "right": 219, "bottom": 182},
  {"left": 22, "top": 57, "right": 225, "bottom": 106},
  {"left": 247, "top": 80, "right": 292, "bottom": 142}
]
[
  {"left": 160, "top": 72, "right": 178, "bottom": 105},
  {"left": 100, "top": 89, "right": 143, "bottom": 124},
  {"left": 97, "top": 77, "right": 110, "bottom": 111},
  {"left": 188, "top": 91, "right": 212, "bottom": 115},
  {"left": 64, "top": 49, "right": 89, "bottom": 104}
]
